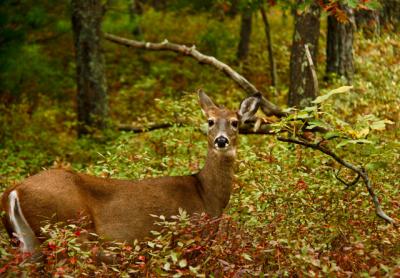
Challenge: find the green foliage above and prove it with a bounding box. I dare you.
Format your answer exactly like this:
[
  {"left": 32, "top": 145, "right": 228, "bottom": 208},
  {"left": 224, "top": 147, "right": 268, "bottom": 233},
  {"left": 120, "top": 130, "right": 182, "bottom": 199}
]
[
  {"left": 199, "top": 22, "right": 236, "bottom": 57},
  {"left": 273, "top": 83, "right": 395, "bottom": 152},
  {"left": 0, "top": 1, "right": 72, "bottom": 100}
]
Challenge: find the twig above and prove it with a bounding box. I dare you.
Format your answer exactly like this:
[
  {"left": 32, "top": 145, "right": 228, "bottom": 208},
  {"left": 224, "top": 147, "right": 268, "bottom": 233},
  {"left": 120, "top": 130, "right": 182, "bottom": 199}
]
[
  {"left": 334, "top": 166, "right": 361, "bottom": 189},
  {"left": 304, "top": 44, "right": 319, "bottom": 96},
  {"left": 277, "top": 136, "right": 396, "bottom": 225},
  {"left": 104, "top": 33, "right": 287, "bottom": 118}
]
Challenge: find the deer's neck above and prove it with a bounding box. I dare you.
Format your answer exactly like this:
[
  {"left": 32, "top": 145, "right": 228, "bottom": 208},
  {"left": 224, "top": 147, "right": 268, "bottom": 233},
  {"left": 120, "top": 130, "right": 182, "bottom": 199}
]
[{"left": 197, "top": 149, "right": 235, "bottom": 216}]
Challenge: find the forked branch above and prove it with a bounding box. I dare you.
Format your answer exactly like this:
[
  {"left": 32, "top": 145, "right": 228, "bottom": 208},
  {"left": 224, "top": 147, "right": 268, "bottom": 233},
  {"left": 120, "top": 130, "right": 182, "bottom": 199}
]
[
  {"left": 335, "top": 166, "right": 360, "bottom": 189},
  {"left": 104, "top": 33, "right": 287, "bottom": 118},
  {"left": 277, "top": 136, "right": 396, "bottom": 225}
]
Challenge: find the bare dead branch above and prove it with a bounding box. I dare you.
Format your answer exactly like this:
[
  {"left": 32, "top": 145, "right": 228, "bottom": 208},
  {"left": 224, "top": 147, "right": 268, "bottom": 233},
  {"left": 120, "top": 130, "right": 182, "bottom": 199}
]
[
  {"left": 118, "top": 120, "right": 278, "bottom": 135},
  {"left": 240, "top": 121, "right": 277, "bottom": 134},
  {"left": 260, "top": 5, "right": 277, "bottom": 87},
  {"left": 304, "top": 44, "right": 319, "bottom": 95},
  {"left": 119, "top": 122, "right": 176, "bottom": 132},
  {"left": 104, "top": 33, "right": 287, "bottom": 118},
  {"left": 277, "top": 136, "right": 396, "bottom": 225}
]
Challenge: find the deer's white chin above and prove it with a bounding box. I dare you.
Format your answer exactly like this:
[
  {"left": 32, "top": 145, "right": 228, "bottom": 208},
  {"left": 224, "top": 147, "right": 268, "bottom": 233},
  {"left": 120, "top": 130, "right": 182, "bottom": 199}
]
[{"left": 213, "top": 147, "right": 236, "bottom": 157}]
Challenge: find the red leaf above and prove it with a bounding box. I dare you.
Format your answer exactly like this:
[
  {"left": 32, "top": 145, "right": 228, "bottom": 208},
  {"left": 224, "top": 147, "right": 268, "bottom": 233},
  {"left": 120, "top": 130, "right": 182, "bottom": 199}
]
[
  {"left": 0, "top": 264, "right": 9, "bottom": 274},
  {"left": 48, "top": 241, "right": 57, "bottom": 251},
  {"left": 70, "top": 256, "right": 77, "bottom": 264}
]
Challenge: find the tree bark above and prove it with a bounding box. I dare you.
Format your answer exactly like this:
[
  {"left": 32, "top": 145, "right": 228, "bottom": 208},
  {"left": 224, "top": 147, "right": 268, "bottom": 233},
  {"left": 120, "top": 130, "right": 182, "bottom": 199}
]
[
  {"left": 260, "top": 6, "right": 277, "bottom": 86},
  {"left": 380, "top": 0, "right": 400, "bottom": 31},
  {"left": 71, "top": 0, "right": 108, "bottom": 136},
  {"left": 237, "top": 7, "right": 252, "bottom": 61},
  {"left": 326, "top": 6, "right": 355, "bottom": 83},
  {"left": 288, "top": 1, "right": 321, "bottom": 108}
]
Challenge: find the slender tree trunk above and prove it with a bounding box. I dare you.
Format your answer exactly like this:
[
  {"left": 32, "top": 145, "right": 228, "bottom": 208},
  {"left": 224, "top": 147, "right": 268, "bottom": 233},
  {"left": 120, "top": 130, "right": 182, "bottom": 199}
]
[
  {"left": 260, "top": 6, "right": 277, "bottom": 86},
  {"left": 282, "top": 9, "right": 288, "bottom": 25},
  {"left": 227, "top": 0, "right": 239, "bottom": 17},
  {"left": 288, "top": 1, "right": 321, "bottom": 108},
  {"left": 326, "top": 6, "right": 355, "bottom": 83},
  {"left": 237, "top": 7, "right": 252, "bottom": 61},
  {"left": 380, "top": 0, "right": 400, "bottom": 31},
  {"left": 71, "top": 0, "right": 108, "bottom": 136},
  {"left": 355, "top": 9, "right": 380, "bottom": 36},
  {"left": 150, "top": 0, "right": 167, "bottom": 11},
  {"left": 129, "top": 0, "right": 143, "bottom": 37}
]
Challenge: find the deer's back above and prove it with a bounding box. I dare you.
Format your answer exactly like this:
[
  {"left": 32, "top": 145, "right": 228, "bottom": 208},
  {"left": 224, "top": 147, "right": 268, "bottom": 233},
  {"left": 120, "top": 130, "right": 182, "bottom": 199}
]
[{"left": 5, "top": 169, "right": 205, "bottom": 241}]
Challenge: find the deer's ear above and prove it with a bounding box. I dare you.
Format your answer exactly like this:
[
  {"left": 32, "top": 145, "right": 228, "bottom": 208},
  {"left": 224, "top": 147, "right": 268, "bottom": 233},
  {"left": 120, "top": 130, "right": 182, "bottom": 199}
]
[
  {"left": 198, "top": 89, "right": 217, "bottom": 116},
  {"left": 238, "top": 93, "right": 261, "bottom": 123}
]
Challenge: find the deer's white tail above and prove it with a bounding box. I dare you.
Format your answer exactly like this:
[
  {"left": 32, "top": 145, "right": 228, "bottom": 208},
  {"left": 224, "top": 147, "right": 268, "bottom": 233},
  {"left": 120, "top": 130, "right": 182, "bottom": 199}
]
[{"left": 8, "top": 190, "right": 39, "bottom": 253}]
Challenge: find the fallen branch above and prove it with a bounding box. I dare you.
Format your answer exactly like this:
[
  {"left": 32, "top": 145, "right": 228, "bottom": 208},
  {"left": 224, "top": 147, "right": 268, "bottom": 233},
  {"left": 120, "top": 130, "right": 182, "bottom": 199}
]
[
  {"left": 118, "top": 120, "right": 278, "bottom": 135},
  {"left": 104, "top": 33, "right": 287, "bottom": 118},
  {"left": 277, "top": 136, "right": 396, "bottom": 225}
]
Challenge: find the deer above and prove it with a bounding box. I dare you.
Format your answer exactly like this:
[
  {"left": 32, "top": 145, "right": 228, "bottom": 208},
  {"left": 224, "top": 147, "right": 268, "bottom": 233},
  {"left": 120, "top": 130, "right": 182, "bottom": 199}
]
[{"left": 1, "top": 90, "right": 261, "bottom": 256}]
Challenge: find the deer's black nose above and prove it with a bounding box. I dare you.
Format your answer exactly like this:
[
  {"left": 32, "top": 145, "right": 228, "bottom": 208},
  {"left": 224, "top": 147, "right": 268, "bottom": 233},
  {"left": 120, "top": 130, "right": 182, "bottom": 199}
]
[{"left": 214, "top": 136, "right": 229, "bottom": 148}]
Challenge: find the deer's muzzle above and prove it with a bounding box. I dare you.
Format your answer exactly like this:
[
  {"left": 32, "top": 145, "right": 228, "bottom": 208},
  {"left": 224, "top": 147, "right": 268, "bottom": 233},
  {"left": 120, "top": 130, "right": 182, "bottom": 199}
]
[{"left": 214, "top": 136, "right": 229, "bottom": 149}]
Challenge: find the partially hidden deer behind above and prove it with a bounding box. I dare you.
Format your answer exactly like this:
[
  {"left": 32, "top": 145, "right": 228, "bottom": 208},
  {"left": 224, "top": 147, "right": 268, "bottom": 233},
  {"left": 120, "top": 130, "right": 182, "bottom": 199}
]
[{"left": 1, "top": 90, "right": 260, "bottom": 255}]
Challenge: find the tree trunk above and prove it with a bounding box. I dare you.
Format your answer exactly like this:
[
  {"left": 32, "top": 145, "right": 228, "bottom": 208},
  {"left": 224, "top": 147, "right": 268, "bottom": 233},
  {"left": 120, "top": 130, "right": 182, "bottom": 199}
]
[
  {"left": 237, "top": 7, "right": 252, "bottom": 61},
  {"left": 355, "top": 9, "right": 380, "bottom": 37},
  {"left": 71, "top": 0, "right": 108, "bottom": 136},
  {"left": 326, "top": 6, "right": 355, "bottom": 83},
  {"left": 380, "top": 0, "right": 400, "bottom": 31},
  {"left": 227, "top": 0, "right": 239, "bottom": 17},
  {"left": 288, "top": 1, "right": 321, "bottom": 108},
  {"left": 260, "top": 6, "right": 277, "bottom": 86},
  {"left": 129, "top": 0, "right": 143, "bottom": 36}
]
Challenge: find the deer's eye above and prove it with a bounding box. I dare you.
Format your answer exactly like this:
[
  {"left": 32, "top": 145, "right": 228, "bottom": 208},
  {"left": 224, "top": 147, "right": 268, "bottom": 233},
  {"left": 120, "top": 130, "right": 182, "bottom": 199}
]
[
  {"left": 231, "top": 120, "right": 239, "bottom": 128},
  {"left": 208, "top": 119, "right": 215, "bottom": 127}
]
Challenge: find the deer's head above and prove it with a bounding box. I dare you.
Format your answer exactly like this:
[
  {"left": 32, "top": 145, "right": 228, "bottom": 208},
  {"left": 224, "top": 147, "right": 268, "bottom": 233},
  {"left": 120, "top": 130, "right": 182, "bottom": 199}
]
[{"left": 199, "top": 90, "right": 261, "bottom": 155}]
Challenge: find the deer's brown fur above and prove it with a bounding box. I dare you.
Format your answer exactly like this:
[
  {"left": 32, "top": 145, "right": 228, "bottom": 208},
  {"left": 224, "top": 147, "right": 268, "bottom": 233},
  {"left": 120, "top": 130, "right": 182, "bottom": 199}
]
[{"left": 1, "top": 91, "right": 260, "bottom": 253}]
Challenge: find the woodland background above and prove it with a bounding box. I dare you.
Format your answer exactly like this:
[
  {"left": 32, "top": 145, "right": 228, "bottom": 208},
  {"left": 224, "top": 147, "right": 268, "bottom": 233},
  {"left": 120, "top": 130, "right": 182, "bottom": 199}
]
[{"left": 0, "top": 0, "right": 399, "bottom": 276}]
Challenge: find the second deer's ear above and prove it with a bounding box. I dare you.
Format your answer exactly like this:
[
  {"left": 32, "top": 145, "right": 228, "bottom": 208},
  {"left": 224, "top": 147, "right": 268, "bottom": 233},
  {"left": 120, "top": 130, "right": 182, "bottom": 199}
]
[
  {"left": 198, "top": 89, "right": 217, "bottom": 116},
  {"left": 237, "top": 93, "right": 261, "bottom": 123}
]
